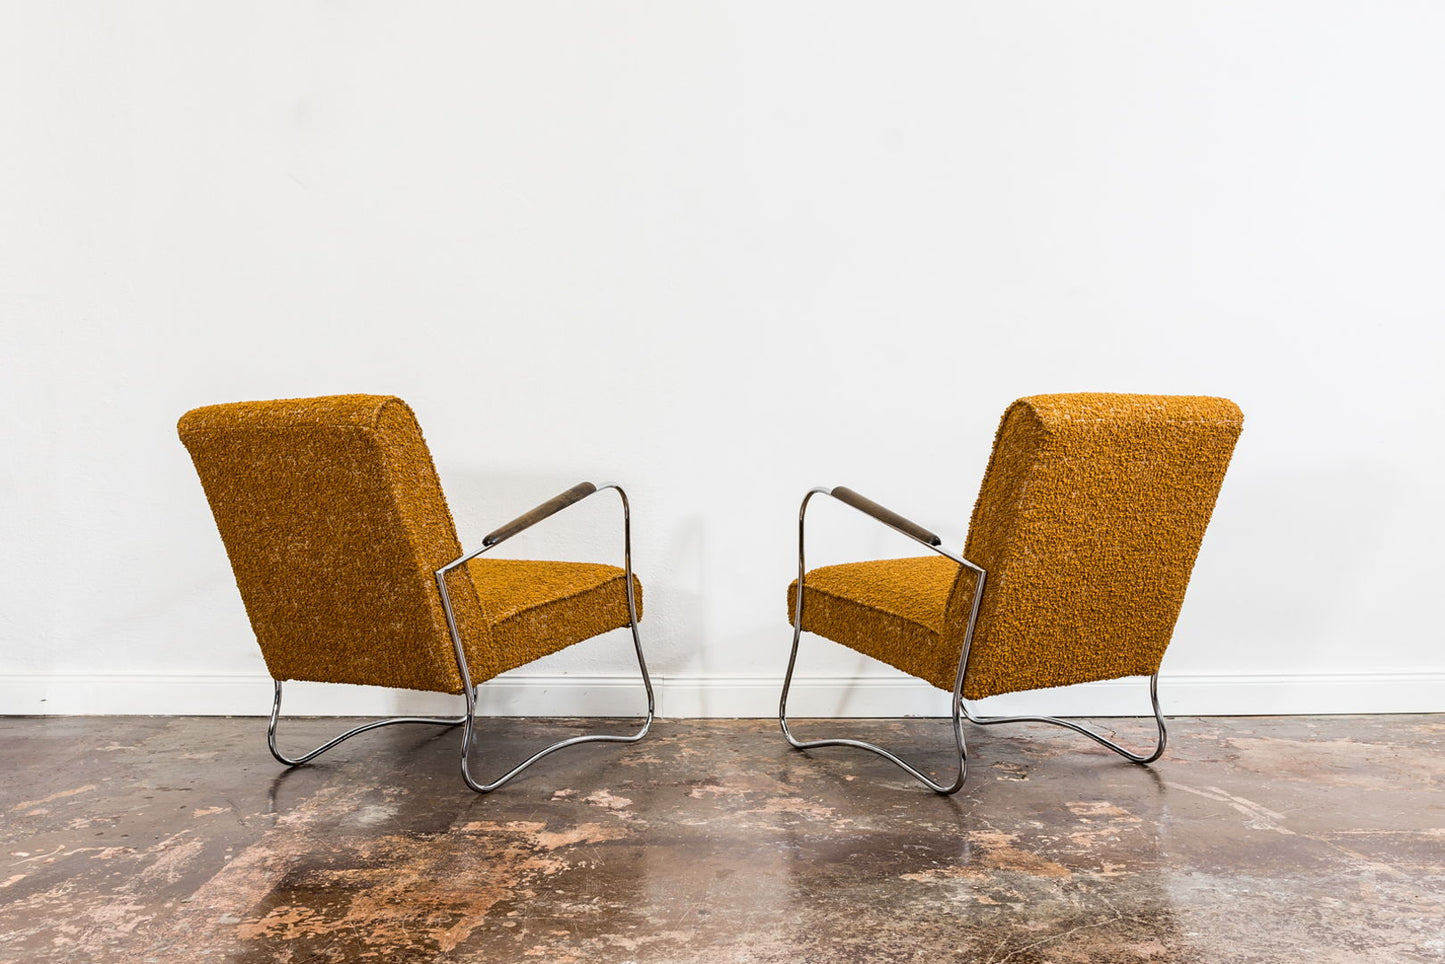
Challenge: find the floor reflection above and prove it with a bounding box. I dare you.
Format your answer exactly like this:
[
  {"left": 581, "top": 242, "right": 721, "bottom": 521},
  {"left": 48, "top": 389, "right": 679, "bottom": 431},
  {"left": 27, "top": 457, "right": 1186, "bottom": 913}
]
[{"left": 0, "top": 715, "right": 1439, "bottom": 962}]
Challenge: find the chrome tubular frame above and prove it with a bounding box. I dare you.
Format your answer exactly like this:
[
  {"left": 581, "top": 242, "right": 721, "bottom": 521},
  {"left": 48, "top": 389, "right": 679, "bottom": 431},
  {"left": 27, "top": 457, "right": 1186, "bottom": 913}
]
[
  {"left": 267, "top": 482, "right": 653, "bottom": 792},
  {"left": 268, "top": 680, "right": 465, "bottom": 766},
  {"left": 960, "top": 671, "right": 1167, "bottom": 764},
  {"left": 779, "top": 487, "right": 987, "bottom": 794},
  {"left": 435, "top": 482, "right": 655, "bottom": 793},
  {"left": 779, "top": 486, "right": 1168, "bottom": 794}
]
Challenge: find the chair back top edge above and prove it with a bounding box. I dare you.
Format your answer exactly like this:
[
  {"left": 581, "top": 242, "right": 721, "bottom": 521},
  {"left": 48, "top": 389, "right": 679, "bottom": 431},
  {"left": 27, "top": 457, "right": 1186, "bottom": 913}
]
[
  {"left": 178, "top": 394, "right": 479, "bottom": 692},
  {"left": 954, "top": 392, "right": 1244, "bottom": 699}
]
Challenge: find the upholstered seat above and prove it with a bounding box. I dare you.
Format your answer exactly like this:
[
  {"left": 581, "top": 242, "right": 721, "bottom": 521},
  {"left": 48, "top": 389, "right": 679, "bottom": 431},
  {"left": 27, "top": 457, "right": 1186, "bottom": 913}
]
[
  {"left": 787, "top": 556, "right": 962, "bottom": 691},
  {"left": 465, "top": 558, "right": 641, "bottom": 681}
]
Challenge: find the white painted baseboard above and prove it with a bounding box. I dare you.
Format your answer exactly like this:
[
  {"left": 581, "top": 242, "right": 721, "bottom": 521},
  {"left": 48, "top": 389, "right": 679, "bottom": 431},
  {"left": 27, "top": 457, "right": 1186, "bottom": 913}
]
[{"left": 1, "top": 671, "right": 1441, "bottom": 717}]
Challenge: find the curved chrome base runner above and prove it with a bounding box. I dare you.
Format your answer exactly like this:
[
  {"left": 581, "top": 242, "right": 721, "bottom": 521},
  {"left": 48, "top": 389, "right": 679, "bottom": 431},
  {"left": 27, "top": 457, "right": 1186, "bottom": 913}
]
[
  {"left": 780, "top": 708, "right": 970, "bottom": 794},
  {"left": 268, "top": 679, "right": 465, "bottom": 766},
  {"left": 267, "top": 669, "right": 653, "bottom": 792},
  {"left": 960, "top": 671, "right": 1167, "bottom": 765},
  {"left": 779, "top": 663, "right": 1168, "bottom": 795}
]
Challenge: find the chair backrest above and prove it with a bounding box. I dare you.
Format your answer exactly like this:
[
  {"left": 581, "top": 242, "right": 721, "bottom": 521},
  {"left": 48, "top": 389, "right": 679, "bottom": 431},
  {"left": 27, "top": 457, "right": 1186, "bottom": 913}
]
[
  {"left": 178, "top": 395, "right": 487, "bottom": 693},
  {"left": 948, "top": 393, "right": 1243, "bottom": 700}
]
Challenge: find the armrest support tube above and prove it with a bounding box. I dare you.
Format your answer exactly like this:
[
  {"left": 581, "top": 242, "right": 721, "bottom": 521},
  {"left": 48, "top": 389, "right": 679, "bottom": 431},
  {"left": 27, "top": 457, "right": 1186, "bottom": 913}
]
[
  {"left": 483, "top": 482, "right": 597, "bottom": 547},
  {"left": 830, "top": 486, "right": 942, "bottom": 547}
]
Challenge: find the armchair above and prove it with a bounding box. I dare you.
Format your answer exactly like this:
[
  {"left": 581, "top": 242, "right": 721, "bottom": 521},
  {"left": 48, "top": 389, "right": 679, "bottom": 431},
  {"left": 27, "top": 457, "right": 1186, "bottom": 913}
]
[
  {"left": 178, "top": 394, "right": 653, "bottom": 793},
  {"left": 780, "top": 393, "right": 1243, "bottom": 792}
]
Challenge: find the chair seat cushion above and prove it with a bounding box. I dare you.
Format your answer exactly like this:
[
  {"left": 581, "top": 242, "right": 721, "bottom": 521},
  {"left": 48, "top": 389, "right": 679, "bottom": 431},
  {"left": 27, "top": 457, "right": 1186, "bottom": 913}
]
[
  {"left": 788, "top": 556, "right": 963, "bottom": 691},
  {"left": 464, "top": 559, "right": 642, "bottom": 681}
]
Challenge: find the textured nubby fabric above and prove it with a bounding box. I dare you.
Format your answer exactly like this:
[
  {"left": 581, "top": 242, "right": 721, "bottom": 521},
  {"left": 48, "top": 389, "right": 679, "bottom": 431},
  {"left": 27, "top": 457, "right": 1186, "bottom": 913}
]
[
  {"left": 787, "top": 557, "right": 961, "bottom": 691},
  {"left": 465, "top": 558, "right": 638, "bottom": 679},
  {"left": 790, "top": 393, "right": 1243, "bottom": 701},
  {"left": 178, "top": 395, "right": 640, "bottom": 694}
]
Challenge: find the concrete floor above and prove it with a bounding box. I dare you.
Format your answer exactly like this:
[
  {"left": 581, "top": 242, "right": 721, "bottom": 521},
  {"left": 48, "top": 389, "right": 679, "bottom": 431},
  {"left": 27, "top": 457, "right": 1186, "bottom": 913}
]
[{"left": 0, "top": 715, "right": 1441, "bottom": 963}]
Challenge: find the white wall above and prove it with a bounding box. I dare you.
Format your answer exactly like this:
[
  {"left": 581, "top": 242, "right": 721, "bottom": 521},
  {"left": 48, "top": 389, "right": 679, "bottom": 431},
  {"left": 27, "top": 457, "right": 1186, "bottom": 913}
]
[{"left": 3, "top": 1, "right": 1442, "bottom": 718}]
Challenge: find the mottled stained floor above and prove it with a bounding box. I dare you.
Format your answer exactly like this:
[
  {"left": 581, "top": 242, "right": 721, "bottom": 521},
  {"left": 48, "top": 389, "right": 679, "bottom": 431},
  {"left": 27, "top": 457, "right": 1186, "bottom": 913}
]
[{"left": 1, "top": 715, "right": 1441, "bottom": 963}]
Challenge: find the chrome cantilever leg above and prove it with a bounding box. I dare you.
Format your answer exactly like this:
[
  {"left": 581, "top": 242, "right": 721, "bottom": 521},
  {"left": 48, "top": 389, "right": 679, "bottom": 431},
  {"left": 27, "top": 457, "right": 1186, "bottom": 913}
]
[
  {"left": 781, "top": 620, "right": 971, "bottom": 794},
  {"left": 779, "top": 488, "right": 987, "bottom": 795},
  {"left": 267, "top": 679, "right": 464, "bottom": 767},
  {"left": 436, "top": 482, "right": 655, "bottom": 793},
  {"left": 960, "top": 671, "right": 1168, "bottom": 764}
]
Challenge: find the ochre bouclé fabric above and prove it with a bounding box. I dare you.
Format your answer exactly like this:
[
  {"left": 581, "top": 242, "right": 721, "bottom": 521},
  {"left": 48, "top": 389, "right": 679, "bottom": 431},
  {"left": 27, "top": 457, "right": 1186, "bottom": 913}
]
[
  {"left": 179, "top": 395, "right": 640, "bottom": 694},
  {"left": 465, "top": 558, "right": 641, "bottom": 683},
  {"left": 790, "top": 393, "right": 1242, "bottom": 701},
  {"left": 787, "top": 557, "right": 960, "bottom": 688}
]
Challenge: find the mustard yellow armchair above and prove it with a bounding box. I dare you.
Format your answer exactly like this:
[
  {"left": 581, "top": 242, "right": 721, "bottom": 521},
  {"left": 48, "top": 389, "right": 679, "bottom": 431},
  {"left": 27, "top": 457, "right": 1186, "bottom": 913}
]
[
  {"left": 781, "top": 393, "right": 1243, "bottom": 792},
  {"left": 179, "top": 394, "right": 653, "bottom": 793}
]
